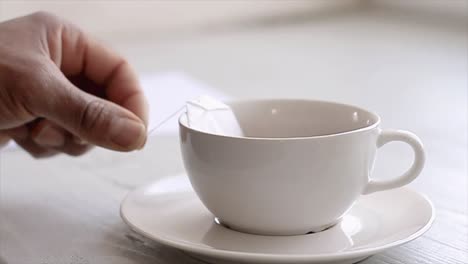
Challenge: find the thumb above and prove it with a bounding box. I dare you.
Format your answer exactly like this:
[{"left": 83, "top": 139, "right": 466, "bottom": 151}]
[{"left": 30, "top": 70, "right": 147, "bottom": 152}]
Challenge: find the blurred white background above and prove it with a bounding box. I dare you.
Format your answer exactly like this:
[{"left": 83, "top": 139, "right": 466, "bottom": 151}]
[
  {"left": 0, "top": 1, "right": 345, "bottom": 37},
  {"left": 1, "top": 1, "right": 465, "bottom": 40}
]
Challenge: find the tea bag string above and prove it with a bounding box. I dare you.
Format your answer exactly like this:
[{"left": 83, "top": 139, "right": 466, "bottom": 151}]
[{"left": 147, "top": 105, "right": 186, "bottom": 136}]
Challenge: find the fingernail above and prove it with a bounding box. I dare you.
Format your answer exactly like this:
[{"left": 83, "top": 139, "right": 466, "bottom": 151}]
[
  {"left": 109, "top": 118, "right": 146, "bottom": 150},
  {"left": 34, "top": 125, "right": 65, "bottom": 147},
  {"left": 139, "top": 134, "right": 147, "bottom": 150}
]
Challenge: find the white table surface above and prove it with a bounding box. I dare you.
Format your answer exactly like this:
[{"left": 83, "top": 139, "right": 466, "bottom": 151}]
[{"left": 1, "top": 2, "right": 467, "bottom": 264}]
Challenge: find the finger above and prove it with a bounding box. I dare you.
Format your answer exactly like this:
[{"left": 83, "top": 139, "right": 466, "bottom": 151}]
[
  {"left": 29, "top": 66, "right": 147, "bottom": 152},
  {"left": 55, "top": 136, "right": 92, "bottom": 156},
  {"left": 2, "top": 125, "right": 29, "bottom": 141},
  {"left": 8, "top": 120, "right": 92, "bottom": 157},
  {"left": 72, "top": 135, "right": 87, "bottom": 145},
  {"left": 58, "top": 23, "right": 149, "bottom": 126},
  {"left": 0, "top": 133, "right": 10, "bottom": 147},
  {"left": 30, "top": 120, "right": 66, "bottom": 148},
  {"left": 29, "top": 118, "right": 90, "bottom": 149},
  {"left": 61, "top": 141, "right": 92, "bottom": 156},
  {"left": 14, "top": 138, "right": 58, "bottom": 158},
  {"left": 104, "top": 62, "right": 149, "bottom": 127},
  {"left": 31, "top": 120, "right": 93, "bottom": 156},
  {"left": 1, "top": 125, "right": 28, "bottom": 149}
]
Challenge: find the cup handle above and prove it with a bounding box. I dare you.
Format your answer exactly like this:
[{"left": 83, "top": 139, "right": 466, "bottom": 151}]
[{"left": 363, "top": 129, "right": 425, "bottom": 195}]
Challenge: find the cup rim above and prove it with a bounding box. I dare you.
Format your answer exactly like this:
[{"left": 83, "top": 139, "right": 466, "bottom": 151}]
[{"left": 178, "top": 99, "right": 381, "bottom": 140}]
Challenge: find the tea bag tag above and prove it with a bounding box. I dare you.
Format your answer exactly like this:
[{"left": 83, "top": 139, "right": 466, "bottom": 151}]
[
  {"left": 186, "top": 95, "right": 243, "bottom": 136},
  {"left": 187, "top": 95, "right": 231, "bottom": 111}
]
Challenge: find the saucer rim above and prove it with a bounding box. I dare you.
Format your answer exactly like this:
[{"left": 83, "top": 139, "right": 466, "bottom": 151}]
[{"left": 120, "top": 183, "right": 435, "bottom": 263}]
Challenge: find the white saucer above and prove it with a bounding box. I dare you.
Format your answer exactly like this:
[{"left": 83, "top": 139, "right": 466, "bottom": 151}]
[{"left": 121, "top": 175, "right": 434, "bottom": 264}]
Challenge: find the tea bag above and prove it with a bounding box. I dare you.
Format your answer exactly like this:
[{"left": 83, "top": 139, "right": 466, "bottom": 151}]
[{"left": 185, "top": 95, "right": 244, "bottom": 136}]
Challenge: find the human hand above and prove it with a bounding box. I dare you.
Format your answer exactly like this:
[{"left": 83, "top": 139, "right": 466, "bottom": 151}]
[{"left": 0, "top": 12, "right": 148, "bottom": 157}]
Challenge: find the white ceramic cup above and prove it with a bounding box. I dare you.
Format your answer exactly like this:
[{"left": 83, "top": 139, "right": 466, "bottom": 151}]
[{"left": 179, "top": 99, "right": 425, "bottom": 236}]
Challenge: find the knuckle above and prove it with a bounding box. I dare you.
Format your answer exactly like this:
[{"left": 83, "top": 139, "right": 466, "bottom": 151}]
[
  {"left": 30, "top": 11, "right": 83, "bottom": 47},
  {"left": 79, "top": 100, "right": 110, "bottom": 136},
  {"left": 28, "top": 12, "right": 64, "bottom": 37},
  {"left": 30, "top": 11, "right": 60, "bottom": 25}
]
